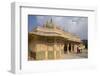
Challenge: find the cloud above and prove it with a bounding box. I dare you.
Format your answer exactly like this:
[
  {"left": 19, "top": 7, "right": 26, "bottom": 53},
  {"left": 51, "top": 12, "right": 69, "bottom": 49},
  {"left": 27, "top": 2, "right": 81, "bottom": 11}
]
[
  {"left": 35, "top": 16, "right": 88, "bottom": 40},
  {"left": 36, "top": 16, "right": 47, "bottom": 26}
]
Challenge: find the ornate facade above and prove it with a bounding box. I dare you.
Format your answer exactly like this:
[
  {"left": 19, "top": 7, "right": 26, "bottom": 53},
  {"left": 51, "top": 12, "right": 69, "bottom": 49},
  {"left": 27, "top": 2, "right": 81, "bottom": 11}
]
[{"left": 28, "top": 19, "right": 84, "bottom": 60}]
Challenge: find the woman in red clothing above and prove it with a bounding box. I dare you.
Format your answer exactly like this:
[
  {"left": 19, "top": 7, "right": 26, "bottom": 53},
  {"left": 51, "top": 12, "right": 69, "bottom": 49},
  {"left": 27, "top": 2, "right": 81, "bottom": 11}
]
[{"left": 77, "top": 46, "right": 80, "bottom": 54}]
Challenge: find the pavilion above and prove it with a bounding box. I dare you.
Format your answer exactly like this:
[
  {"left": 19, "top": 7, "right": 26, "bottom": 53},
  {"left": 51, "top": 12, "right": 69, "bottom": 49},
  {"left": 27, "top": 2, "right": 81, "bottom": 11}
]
[{"left": 28, "top": 19, "right": 83, "bottom": 60}]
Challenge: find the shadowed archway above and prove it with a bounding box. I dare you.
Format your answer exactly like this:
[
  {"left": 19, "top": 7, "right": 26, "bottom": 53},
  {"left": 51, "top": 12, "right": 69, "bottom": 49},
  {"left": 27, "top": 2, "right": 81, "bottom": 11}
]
[{"left": 64, "top": 43, "right": 67, "bottom": 53}]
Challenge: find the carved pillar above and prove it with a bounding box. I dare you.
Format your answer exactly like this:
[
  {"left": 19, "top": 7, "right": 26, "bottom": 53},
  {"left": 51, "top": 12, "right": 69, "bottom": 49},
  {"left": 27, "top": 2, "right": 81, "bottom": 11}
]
[
  {"left": 45, "top": 51, "right": 48, "bottom": 59},
  {"left": 73, "top": 44, "right": 74, "bottom": 52},
  {"left": 54, "top": 37, "right": 56, "bottom": 59},
  {"left": 67, "top": 43, "right": 69, "bottom": 53},
  {"left": 71, "top": 43, "right": 74, "bottom": 53},
  {"left": 71, "top": 43, "right": 73, "bottom": 52},
  {"left": 45, "top": 38, "right": 48, "bottom": 59},
  {"left": 74, "top": 44, "right": 77, "bottom": 53}
]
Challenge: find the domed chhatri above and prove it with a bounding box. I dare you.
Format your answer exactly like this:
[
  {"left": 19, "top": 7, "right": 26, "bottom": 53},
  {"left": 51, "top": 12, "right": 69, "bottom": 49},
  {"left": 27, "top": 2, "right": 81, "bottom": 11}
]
[{"left": 43, "top": 18, "right": 62, "bottom": 30}]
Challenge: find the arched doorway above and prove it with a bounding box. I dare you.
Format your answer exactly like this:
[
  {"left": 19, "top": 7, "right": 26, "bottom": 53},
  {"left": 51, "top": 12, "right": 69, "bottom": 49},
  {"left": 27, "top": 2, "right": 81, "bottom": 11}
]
[{"left": 64, "top": 43, "right": 67, "bottom": 53}]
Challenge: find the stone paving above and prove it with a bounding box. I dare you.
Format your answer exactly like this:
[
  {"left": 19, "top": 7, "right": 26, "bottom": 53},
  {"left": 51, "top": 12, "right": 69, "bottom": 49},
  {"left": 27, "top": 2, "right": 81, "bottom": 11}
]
[{"left": 61, "top": 49, "right": 88, "bottom": 59}]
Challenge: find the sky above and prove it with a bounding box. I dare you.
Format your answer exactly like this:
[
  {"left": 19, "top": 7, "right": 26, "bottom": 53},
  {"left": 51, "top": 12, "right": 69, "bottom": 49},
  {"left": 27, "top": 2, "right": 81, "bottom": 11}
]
[{"left": 28, "top": 15, "right": 88, "bottom": 40}]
